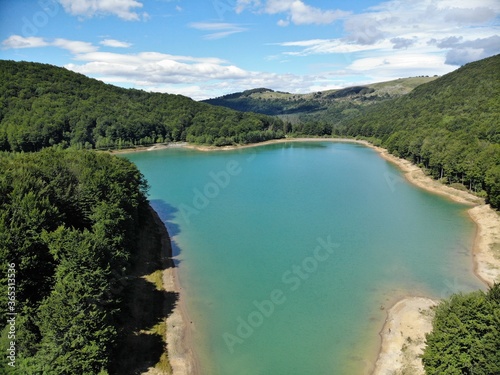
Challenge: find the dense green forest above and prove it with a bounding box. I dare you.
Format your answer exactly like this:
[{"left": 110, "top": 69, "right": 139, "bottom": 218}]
[
  {"left": 0, "top": 148, "right": 149, "bottom": 373},
  {"left": 0, "top": 60, "right": 284, "bottom": 151},
  {"left": 422, "top": 284, "right": 500, "bottom": 374}
]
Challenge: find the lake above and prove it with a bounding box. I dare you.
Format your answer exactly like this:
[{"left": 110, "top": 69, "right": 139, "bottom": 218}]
[{"left": 124, "top": 141, "right": 484, "bottom": 375}]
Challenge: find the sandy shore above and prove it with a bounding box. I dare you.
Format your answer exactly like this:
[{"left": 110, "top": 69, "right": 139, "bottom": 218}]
[
  {"left": 150, "top": 207, "right": 200, "bottom": 375},
  {"left": 469, "top": 205, "right": 500, "bottom": 286},
  {"left": 372, "top": 297, "right": 438, "bottom": 375},
  {"left": 137, "top": 137, "right": 499, "bottom": 375},
  {"left": 163, "top": 269, "right": 199, "bottom": 375},
  {"left": 371, "top": 145, "right": 500, "bottom": 287},
  {"left": 184, "top": 137, "right": 365, "bottom": 152},
  {"left": 372, "top": 146, "right": 483, "bottom": 206},
  {"left": 107, "top": 142, "right": 187, "bottom": 154}
]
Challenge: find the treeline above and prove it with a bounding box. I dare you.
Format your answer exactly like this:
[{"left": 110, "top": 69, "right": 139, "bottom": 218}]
[
  {"left": 422, "top": 284, "right": 500, "bottom": 374},
  {"left": 0, "top": 148, "right": 148, "bottom": 373},
  {"left": 0, "top": 60, "right": 284, "bottom": 151},
  {"left": 340, "top": 54, "right": 500, "bottom": 207}
]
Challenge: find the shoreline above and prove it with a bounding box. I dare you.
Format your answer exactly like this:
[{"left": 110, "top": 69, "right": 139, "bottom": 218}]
[
  {"left": 367, "top": 142, "right": 499, "bottom": 375},
  {"left": 366, "top": 145, "right": 500, "bottom": 374},
  {"left": 183, "top": 137, "right": 362, "bottom": 152},
  {"left": 371, "top": 144, "right": 500, "bottom": 286},
  {"left": 107, "top": 142, "right": 188, "bottom": 155},
  {"left": 150, "top": 206, "right": 200, "bottom": 375},
  {"left": 371, "top": 297, "right": 439, "bottom": 375},
  {"left": 137, "top": 137, "right": 499, "bottom": 375}
]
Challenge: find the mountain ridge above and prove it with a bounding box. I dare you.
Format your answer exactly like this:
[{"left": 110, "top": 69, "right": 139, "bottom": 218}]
[{"left": 202, "top": 76, "right": 438, "bottom": 117}]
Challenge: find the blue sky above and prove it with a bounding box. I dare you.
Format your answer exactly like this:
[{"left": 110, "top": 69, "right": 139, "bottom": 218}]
[{"left": 1, "top": 0, "right": 499, "bottom": 100}]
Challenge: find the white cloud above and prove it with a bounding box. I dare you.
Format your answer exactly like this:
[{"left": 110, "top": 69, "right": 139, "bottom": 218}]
[
  {"left": 2, "top": 36, "right": 48, "bottom": 49},
  {"left": 236, "top": 0, "right": 350, "bottom": 26},
  {"left": 443, "top": 6, "right": 496, "bottom": 24},
  {"left": 57, "top": 0, "right": 145, "bottom": 21},
  {"left": 189, "top": 22, "right": 248, "bottom": 39},
  {"left": 391, "top": 37, "right": 416, "bottom": 49},
  {"left": 100, "top": 39, "right": 132, "bottom": 48},
  {"left": 53, "top": 38, "right": 98, "bottom": 54},
  {"left": 235, "top": 0, "right": 260, "bottom": 14},
  {"left": 275, "top": 0, "right": 500, "bottom": 68},
  {"left": 260, "top": 0, "right": 500, "bottom": 90},
  {"left": 279, "top": 38, "right": 391, "bottom": 56},
  {"left": 440, "top": 35, "right": 500, "bottom": 65},
  {"left": 347, "top": 53, "right": 447, "bottom": 75}
]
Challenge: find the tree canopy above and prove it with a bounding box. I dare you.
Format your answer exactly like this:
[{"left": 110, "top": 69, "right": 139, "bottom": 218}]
[
  {"left": 0, "top": 148, "right": 148, "bottom": 373},
  {"left": 0, "top": 60, "right": 284, "bottom": 151},
  {"left": 422, "top": 284, "right": 500, "bottom": 375}
]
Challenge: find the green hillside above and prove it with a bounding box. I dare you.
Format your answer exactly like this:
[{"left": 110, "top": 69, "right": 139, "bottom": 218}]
[
  {"left": 0, "top": 60, "right": 284, "bottom": 151},
  {"left": 342, "top": 54, "right": 500, "bottom": 207},
  {"left": 202, "top": 77, "right": 437, "bottom": 134}
]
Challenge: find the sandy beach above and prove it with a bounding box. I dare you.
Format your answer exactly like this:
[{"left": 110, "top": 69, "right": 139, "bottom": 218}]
[
  {"left": 163, "top": 269, "right": 199, "bottom": 375},
  {"left": 372, "top": 297, "right": 438, "bottom": 375},
  {"left": 184, "top": 136, "right": 366, "bottom": 152},
  {"left": 136, "top": 137, "right": 499, "bottom": 375},
  {"left": 150, "top": 207, "right": 200, "bottom": 375},
  {"left": 107, "top": 142, "right": 188, "bottom": 155},
  {"left": 371, "top": 144, "right": 500, "bottom": 287}
]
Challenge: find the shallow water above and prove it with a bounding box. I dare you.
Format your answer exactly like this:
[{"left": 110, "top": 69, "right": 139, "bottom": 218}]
[{"left": 124, "top": 142, "right": 484, "bottom": 375}]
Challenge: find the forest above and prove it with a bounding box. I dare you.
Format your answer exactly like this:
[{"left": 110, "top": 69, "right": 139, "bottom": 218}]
[
  {"left": 422, "top": 284, "right": 500, "bottom": 375},
  {"left": 0, "top": 60, "right": 284, "bottom": 151},
  {"left": 0, "top": 149, "right": 150, "bottom": 373}
]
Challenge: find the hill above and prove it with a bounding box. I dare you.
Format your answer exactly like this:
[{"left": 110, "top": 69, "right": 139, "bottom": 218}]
[
  {"left": 204, "top": 77, "right": 436, "bottom": 122},
  {"left": 342, "top": 54, "right": 500, "bottom": 207},
  {"left": 0, "top": 60, "right": 284, "bottom": 151}
]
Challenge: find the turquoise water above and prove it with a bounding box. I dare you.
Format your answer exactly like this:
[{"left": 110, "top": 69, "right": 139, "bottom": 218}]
[{"left": 124, "top": 142, "right": 484, "bottom": 375}]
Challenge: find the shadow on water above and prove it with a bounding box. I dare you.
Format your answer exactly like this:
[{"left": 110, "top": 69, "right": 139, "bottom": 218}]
[
  {"left": 110, "top": 200, "right": 183, "bottom": 374},
  {"left": 150, "top": 199, "right": 183, "bottom": 265}
]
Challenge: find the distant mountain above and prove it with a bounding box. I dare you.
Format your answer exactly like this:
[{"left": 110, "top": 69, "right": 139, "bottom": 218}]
[
  {"left": 202, "top": 76, "right": 437, "bottom": 117},
  {"left": 342, "top": 54, "right": 500, "bottom": 207},
  {"left": 0, "top": 60, "right": 284, "bottom": 151}
]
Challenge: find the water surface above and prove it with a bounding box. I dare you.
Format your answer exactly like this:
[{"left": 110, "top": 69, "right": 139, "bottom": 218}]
[{"left": 125, "top": 142, "right": 484, "bottom": 375}]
